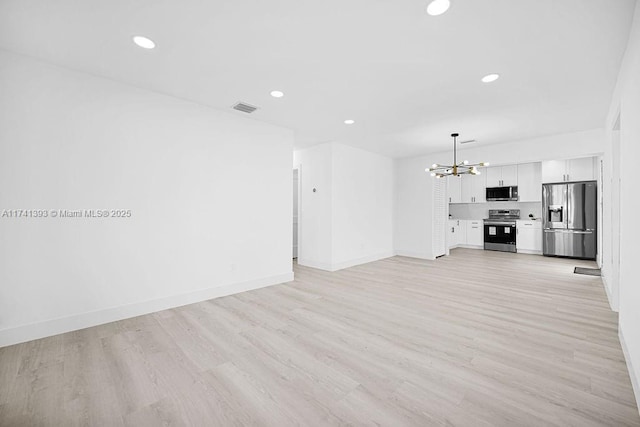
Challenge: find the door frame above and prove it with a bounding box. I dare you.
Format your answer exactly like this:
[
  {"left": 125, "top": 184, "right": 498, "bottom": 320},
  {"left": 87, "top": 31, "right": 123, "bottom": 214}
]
[{"left": 293, "top": 165, "right": 302, "bottom": 261}]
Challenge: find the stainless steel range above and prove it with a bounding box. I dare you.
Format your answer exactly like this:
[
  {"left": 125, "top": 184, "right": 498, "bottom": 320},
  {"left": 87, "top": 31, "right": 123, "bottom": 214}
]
[{"left": 484, "top": 209, "right": 520, "bottom": 253}]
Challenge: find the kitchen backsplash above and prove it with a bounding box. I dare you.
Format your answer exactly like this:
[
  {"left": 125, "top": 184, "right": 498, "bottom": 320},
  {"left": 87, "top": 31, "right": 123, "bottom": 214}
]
[{"left": 449, "top": 201, "right": 542, "bottom": 220}]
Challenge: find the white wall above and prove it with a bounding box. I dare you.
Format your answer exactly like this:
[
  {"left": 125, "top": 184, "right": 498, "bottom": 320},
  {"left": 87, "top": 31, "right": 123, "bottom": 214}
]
[
  {"left": 605, "top": 0, "right": 640, "bottom": 411},
  {"left": 294, "top": 142, "right": 394, "bottom": 271},
  {"left": 331, "top": 144, "right": 394, "bottom": 270},
  {"left": 0, "top": 50, "right": 294, "bottom": 347},
  {"left": 394, "top": 128, "right": 605, "bottom": 260},
  {"left": 394, "top": 156, "right": 433, "bottom": 259}
]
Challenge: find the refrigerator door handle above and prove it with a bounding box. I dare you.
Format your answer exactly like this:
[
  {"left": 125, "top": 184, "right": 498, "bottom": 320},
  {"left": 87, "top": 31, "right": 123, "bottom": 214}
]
[{"left": 544, "top": 229, "right": 592, "bottom": 234}]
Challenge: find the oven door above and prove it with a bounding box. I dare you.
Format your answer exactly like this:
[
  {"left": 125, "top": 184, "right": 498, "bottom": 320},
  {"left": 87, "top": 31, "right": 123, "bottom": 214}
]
[{"left": 484, "top": 222, "right": 517, "bottom": 252}]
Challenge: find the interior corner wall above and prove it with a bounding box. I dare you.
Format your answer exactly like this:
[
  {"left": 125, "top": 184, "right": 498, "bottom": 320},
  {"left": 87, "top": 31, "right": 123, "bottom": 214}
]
[
  {"left": 294, "top": 143, "right": 394, "bottom": 271},
  {"left": 605, "top": 0, "right": 640, "bottom": 412},
  {"left": 0, "top": 50, "right": 294, "bottom": 347}
]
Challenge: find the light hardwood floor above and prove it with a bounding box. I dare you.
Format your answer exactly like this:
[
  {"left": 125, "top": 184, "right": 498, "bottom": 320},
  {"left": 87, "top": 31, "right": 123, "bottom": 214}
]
[{"left": 1, "top": 249, "right": 639, "bottom": 426}]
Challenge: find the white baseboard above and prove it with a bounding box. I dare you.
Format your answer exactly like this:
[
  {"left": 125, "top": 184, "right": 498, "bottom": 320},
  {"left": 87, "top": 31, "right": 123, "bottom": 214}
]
[
  {"left": 601, "top": 274, "right": 619, "bottom": 313},
  {"left": 331, "top": 251, "right": 396, "bottom": 271},
  {"left": 300, "top": 251, "right": 396, "bottom": 272},
  {"left": 619, "top": 327, "right": 640, "bottom": 416},
  {"left": 297, "top": 258, "right": 334, "bottom": 271},
  {"left": 0, "top": 272, "right": 294, "bottom": 348},
  {"left": 394, "top": 250, "right": 433, "bottom": 260}
]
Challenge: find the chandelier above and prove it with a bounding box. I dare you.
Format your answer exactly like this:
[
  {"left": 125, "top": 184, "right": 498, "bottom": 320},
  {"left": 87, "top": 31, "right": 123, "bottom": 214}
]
[{"left": 427, "top": 133, "right": 489, "bottom": 178}]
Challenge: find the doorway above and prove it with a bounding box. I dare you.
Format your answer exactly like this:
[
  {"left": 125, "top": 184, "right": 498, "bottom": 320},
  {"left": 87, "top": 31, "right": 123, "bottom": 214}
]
[{"left": 293, "top": 168, "right": 299, "bottom": 260}]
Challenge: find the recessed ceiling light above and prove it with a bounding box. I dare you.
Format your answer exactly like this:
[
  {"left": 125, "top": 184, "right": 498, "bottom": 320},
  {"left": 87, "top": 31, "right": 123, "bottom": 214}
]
[
  {"left": 481, "top": 73, "right": 500, "bottom": 83},
  {"left": 133, "top": 36, "right": 156, "bottom": 49},
  {"left": 270, "top": 90, "right": 284, "bottom": 98},
  {"left": 427, "top": 0, "right": 451, "bottom": 16},
  {"left": 344, "top": 119, "right": 355, "bottom": 125}
]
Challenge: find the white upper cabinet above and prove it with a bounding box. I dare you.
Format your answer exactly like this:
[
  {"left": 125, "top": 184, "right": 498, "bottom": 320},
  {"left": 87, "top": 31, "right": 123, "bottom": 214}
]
[
  {"left": 566, "top": 158, "right": 595, "bottom": 182},
  {"left": 461, "top": 174, "right": 486, "bottom": 203},
  {"left": 485, "top": 165, "right": 518, "bottom": 187},
  {"left": 517, "top": 162, "right": 542, "bottom": 202},
  {"left": 541, "top": 160, "right": 566, "bottom": 183},
  {"left": 542, "top": 157, "right": 594, "bottom": 183},
  {"left": 447, "top": 176, "right": 462, "bottom": 204},
  {"left": 501, "top": 165, "right": 518, "bottom": 186},
  {"left": 485, "top": 167, "right": 502, "bottom": 188}
]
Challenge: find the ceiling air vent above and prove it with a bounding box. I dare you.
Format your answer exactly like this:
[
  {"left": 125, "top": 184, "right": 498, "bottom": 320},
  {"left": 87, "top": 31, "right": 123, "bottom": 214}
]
[
  {"left": 460, "top": 139, "right": 477, "bottom": 145},
  {"left": 232, "top": 102, "right": 258, "bottom": 114}
]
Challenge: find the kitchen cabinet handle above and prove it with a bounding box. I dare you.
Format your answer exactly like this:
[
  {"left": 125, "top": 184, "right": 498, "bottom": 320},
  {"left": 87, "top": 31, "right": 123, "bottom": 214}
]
[{"left": 449, "top": 197, "right": 451, "bottom": 203}]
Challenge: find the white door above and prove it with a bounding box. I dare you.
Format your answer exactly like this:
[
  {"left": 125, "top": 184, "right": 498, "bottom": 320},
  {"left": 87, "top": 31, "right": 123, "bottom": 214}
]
[
  {"left": 472, "top": 174, "right": 486, "bottom": 203},
  {"left": 432, "top": 178, "right": 447, "bottom": 257},
  {"left": 501, "top": 165, "right": 518, "bottom": 186},
  {"left": 466, "top": 220, "right": 483, "bottom": 246},
  {"left": 566, "top": 157, "right": 594, "bottom": 181},
  {"left": 517, "top": 162, "right": 542, "bottom": 202},
  {"left": 485, "top": 167, "right": 502, "bottom": 187},
  {"left": 447, "top": 176, "right": 462, "bottom": 203},
  {"left": 541, "top": 160, "right": 566, "bottom": 183},
  {"left": 460, "top": 175, "right": 484, "bottom": 203}
]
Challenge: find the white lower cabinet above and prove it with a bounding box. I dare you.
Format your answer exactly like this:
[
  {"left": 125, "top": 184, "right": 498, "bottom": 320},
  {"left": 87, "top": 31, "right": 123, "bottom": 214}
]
[
  {"left": 448, "top": 220, "right": 465, "bottom": 248},
  {"left": 448, "top": 219, "right": 483, "bottom": 249},
  {"left": 466, "top": 220, "right": 483, "bottom": 247},
  {"left": 516, "top": 220, "right": 542, "bottom": 254}
]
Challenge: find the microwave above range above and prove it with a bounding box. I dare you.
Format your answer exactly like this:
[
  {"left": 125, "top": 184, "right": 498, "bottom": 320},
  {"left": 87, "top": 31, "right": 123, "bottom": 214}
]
[{"left": 486, "top": 186, "right": 519, "bottom": 201}]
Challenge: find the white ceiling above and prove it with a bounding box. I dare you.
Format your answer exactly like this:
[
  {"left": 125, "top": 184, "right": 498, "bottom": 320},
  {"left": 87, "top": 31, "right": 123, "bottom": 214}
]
[{"left": 0, "top": 0, "right": 635, "bottom": 158}]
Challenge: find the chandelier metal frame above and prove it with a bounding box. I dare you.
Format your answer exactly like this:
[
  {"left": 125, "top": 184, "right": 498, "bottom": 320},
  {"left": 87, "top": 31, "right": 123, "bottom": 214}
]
[{"left": 427, "top": 133, "right": 489, "bottom": 178}]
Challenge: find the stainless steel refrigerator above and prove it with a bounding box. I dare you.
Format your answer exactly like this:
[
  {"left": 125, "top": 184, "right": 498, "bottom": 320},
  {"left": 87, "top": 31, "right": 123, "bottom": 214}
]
[{"left": 542, "top": 181, "right": 597, "bottom": 260}]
